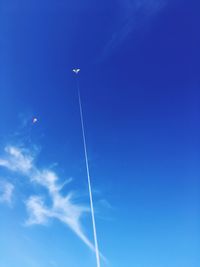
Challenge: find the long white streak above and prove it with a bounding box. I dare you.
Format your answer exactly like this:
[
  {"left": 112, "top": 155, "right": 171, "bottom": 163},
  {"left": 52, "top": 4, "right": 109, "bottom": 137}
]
[{"left": 78, "top": 88, "right": 101, "bottom": 267}]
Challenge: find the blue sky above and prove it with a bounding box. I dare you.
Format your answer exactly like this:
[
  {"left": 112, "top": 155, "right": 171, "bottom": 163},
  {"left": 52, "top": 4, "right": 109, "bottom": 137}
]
[{"left": 0, "top": 0, "right": 200, "bottom": 267}]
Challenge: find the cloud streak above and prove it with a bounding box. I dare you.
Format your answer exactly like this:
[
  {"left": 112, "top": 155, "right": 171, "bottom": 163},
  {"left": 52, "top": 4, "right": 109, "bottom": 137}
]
[
  {"left": 0, "top": 180, "right": 14, "bottom": 205},
  {"left": 0, "top": 146, "right": 33, "bottom": 174},
  {"left": 102, "top": 0, "right": 167, "bottom": 58},
  {"left": 0, "top": 145, "right": 96, "bottom": 253}
]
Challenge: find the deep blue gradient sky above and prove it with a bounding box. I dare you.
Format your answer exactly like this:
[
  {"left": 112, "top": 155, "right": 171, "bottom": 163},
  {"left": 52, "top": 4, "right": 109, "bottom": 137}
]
[{"left": 0, "top": 0, "right": 200, "bottom": 267}]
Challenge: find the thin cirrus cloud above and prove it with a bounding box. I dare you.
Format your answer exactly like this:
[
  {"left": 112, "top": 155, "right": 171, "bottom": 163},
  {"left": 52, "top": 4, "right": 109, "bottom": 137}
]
[
  {"left": 0, "top": 145, "right": 96, "bottom": 253},
  {"left": 101, "top": 0, "right": 167, "bottom": 58},
  {"left": 0, "top": 180, "right": 14, "bottom": 205}
]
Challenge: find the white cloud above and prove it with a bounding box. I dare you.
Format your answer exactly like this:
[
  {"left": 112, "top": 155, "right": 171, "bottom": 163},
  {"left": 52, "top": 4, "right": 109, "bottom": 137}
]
[
  {"left": 25, "top": 196, "right": 50, "bottom": 225},
  {"left": 0, "top": 180, "right": 14, "bottom": 205},
  {"left": 0, "top": 145, "right": 96, "bottom": 253},
  {"left": 0, "top": 146, "right": 33, "bottom": 174}
]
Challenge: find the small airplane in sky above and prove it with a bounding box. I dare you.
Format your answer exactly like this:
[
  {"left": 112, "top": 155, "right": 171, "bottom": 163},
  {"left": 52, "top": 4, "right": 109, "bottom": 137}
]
[{"left": 72, "top": 68, "right": 80, "bottom": 74}]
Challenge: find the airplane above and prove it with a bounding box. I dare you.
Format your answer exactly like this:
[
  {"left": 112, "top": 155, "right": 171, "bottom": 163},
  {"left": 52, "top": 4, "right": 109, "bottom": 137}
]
[{"left": 72, "top": 68, "right": 80, "bottom": 74}]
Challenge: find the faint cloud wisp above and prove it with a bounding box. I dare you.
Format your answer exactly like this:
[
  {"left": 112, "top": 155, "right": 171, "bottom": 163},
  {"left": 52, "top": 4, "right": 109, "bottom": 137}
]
[
  {"left": 102, "top": 0, "right": 167, "bottom": 58},
  {"left": 0, "top": 180, "right": 14, "bottom": 205}
]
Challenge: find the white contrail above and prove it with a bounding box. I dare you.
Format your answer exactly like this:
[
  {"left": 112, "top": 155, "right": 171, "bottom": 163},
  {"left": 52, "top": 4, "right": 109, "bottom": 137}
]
[{"left": 76, "top": 78, "right": 101, "bottom": 267}]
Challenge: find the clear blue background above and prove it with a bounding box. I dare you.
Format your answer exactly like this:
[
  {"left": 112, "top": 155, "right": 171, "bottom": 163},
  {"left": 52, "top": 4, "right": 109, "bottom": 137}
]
[{"left": 0, "top": 0, "right": 200, "bottom": 266}]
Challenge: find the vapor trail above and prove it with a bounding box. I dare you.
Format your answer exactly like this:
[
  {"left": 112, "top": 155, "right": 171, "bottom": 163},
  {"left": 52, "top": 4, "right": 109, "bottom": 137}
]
[{"left": 77, "top": 86, "right": 101, "bottom": 267}]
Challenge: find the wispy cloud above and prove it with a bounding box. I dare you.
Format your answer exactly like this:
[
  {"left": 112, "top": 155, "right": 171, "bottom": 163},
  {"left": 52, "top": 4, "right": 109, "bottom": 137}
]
[
  {"left": 0, "top": 145, "right": 96, "bottom": 253},
  {"left": 0, "top": 146, "right": 33, "bottom": 174},
  {"left": 0, "top": 180, "right": 14, "bottom": 205},
  {"left": 102, "top": 0, "right": 167, "bottom": 58}
]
